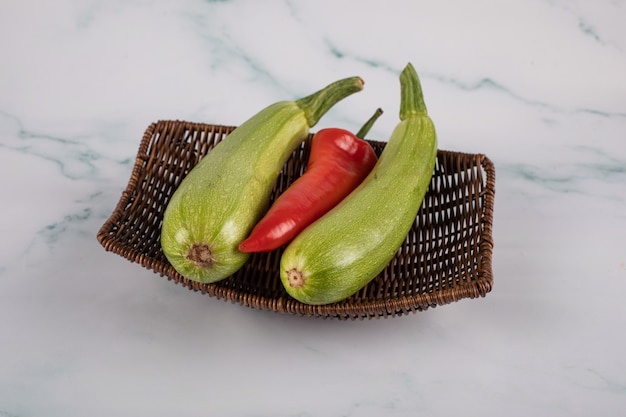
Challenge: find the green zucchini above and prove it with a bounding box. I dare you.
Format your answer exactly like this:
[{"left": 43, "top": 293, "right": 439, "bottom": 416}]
[
  {"left": 279, "top": 63, "right": 437, "bottom": 305},
  {"left": 161, "top": 76, "right": 364, "bottom": 283}
]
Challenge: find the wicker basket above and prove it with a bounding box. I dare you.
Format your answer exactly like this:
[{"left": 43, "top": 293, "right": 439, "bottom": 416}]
[{"left": 97, "top": 120, "right": 496, "bottom": 320}]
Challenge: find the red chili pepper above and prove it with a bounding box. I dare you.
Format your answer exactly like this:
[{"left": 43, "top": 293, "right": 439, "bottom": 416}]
[{"left": 238, "top": 109, "right": 382, "bottom": 253}]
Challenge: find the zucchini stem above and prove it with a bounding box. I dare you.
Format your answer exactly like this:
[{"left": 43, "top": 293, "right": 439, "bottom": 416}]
[
  {"left": 399, "top": 63, "right": 428, "bottom": 120},
  {"left": 296, "top": 76, "right": 365, "bottom": 127}
]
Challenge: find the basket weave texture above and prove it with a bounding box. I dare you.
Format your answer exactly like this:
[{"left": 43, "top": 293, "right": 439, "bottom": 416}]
[{"left": 97, "top": 120, "right": 496, "bottom": 320}]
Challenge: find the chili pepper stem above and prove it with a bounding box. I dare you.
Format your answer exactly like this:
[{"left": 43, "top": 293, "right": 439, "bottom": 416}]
[
  {"left": 355, "top": 108, "right": 384, "bottom": 139},
  {"left": 399, "top": 63, "right": 428, "bottom": 120},
  {"left": 296, "top": 77, "right": 365, "bottom": 127}
]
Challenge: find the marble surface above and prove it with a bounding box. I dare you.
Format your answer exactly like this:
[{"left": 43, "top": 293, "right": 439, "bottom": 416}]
[{"left": 1, "top": 0, "right": 625, "bottom": 415}]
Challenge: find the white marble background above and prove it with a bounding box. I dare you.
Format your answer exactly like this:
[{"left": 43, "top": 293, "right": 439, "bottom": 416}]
[{"left": 1, "top": 0, "right": 625, "bottom": 416}]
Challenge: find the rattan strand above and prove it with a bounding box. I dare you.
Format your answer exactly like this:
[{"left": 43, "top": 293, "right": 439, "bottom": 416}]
[{"left": 97, "top": 120, "right": 496, "bottom": 320}]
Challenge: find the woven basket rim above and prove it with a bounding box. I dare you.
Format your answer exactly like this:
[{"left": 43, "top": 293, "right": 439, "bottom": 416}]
[{"left": 97, "top": 120, "right": 496, "bottom": 320}]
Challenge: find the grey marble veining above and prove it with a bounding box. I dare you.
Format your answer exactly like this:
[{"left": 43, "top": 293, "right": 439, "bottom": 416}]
[{"left": 1, "top": 0, "right": 626, "bottom": 416}]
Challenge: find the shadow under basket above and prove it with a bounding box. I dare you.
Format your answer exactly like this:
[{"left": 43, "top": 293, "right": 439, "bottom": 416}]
[{"left": 97, "top": 120, "right": 496, "bottom": 320}]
